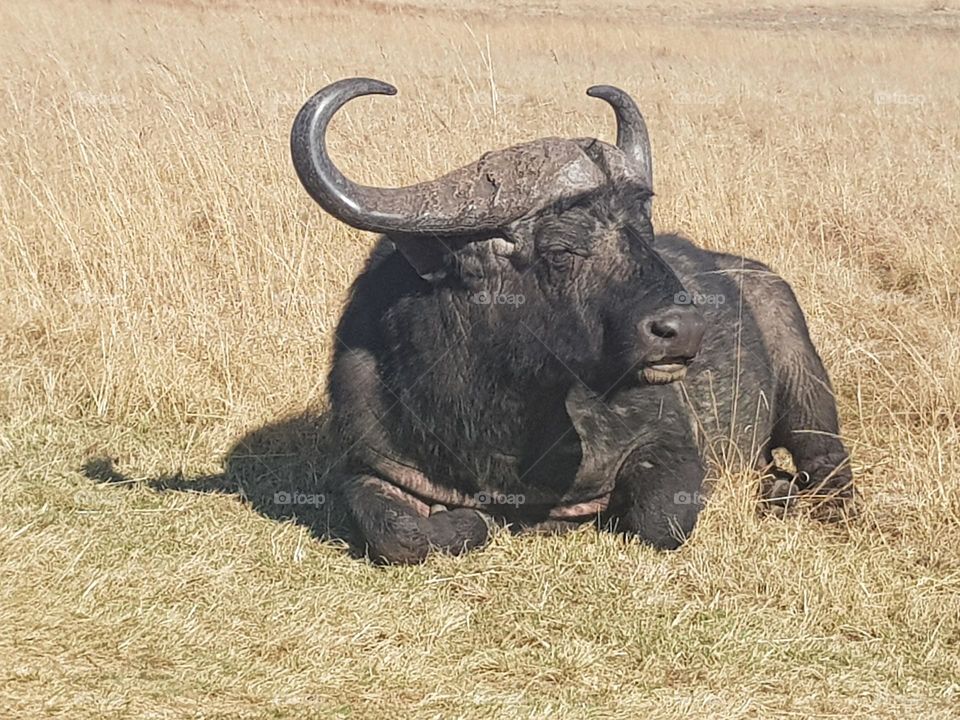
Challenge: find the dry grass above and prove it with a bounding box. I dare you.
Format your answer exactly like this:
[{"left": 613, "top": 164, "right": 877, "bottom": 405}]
[{"left": 2, "top": 0, "right": 959, "bottom": 717}]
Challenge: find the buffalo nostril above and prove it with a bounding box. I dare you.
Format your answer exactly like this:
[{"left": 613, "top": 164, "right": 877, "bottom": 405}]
[
  {"left": 639, "top": 306, "right": 706, "bottom": 362},
  {"left": 649, "top": 319, "right": 679, "bottom": 340}
]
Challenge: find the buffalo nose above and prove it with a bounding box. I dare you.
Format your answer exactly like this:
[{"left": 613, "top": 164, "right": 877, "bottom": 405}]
[{"left": 640, "top": 305, "right": 706, "bottom": 361}]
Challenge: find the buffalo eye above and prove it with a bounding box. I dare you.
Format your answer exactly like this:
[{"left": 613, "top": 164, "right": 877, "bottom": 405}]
[{"left": 541, "top": 245, "right": 584, "bottom": 271}]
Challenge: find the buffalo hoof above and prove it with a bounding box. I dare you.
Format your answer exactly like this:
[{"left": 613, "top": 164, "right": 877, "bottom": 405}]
[
  {"left": 760, "top": 458, "right": 858, "bottom": 521},
  {"left": 429, "top": 508, "right": 493, "bottom": 553},
  {"left": 368, "top": 508, "right": 492, "bottom": 565},
  {"left": 760, "top": 474, "right": 800, "bottom": 514}
]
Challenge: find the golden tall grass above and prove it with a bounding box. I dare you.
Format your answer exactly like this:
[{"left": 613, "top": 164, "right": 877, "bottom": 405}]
[{"left": 1, "top": 1, "right": 958, "bottom": 717}]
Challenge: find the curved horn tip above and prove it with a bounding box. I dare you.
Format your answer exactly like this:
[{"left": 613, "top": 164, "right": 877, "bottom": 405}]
[
  {"left": 584, "top": 83, "right": 654, "bottom": 202},
  {"left": 364, "top": 78, "right": 399, "bottom": 96},
  {"left": 325, "top": 77, "right": 398, "bottom": 97},
  {"left": 586, "top": 84, "right": 626, "bottom": 100}
]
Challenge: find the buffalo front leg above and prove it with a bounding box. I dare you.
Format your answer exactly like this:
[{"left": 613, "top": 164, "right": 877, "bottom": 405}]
[
  {"left": 601, "top": 447, "right": 707, "bottom": 550},
  {"left": 341, "top": 474, "right": 491, "bottom": 564},
  {"left": 769, "top": 347, "right": 855, "bottom": 514},
  {"left": 745, "top": 278, "right": 855, "bottom": 513}
]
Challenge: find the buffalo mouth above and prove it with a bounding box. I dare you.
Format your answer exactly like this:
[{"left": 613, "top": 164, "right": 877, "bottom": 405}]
[{"left": 641, "top": 359, "right": 690, "bottom": 384}]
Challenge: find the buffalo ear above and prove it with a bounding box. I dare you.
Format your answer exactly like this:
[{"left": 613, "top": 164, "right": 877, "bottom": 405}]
[{"left": 390, "top": 238, "right": 449, "bottom": 282}]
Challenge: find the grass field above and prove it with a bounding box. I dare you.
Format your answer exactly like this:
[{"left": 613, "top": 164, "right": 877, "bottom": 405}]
[{"left": 2, "top": 0, "right": 959, "bottom": 717}]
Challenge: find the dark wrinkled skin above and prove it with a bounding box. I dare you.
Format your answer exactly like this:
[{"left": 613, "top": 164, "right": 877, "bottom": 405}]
[{"left": 327, "top": 179, "right": 852, "bottom": 565}]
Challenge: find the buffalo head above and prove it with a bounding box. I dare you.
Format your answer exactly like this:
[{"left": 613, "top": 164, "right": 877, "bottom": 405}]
[{"left": 291, "top": 78, "right": 704, "bottom": 389}]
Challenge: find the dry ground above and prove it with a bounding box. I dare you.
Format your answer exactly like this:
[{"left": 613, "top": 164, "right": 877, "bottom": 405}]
[{"left": 1, "top": 0, "right": 959, "bottom": 717}]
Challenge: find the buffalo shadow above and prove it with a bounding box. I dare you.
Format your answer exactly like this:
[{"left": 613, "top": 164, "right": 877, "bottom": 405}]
[{"left": 82, "top": 409, "right": 364, "bottom": 556}]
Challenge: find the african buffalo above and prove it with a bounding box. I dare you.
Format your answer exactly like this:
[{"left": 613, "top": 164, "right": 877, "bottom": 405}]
[{"left": 290, "top": 78, "right": 853, "bottom": 564}]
